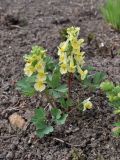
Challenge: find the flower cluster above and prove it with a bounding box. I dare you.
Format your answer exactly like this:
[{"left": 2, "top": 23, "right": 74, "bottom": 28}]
[
  {"left": 58, "top": 26, "right": 88, "bottom": 80},
  {"left": 24, "top": 46, "right": 47, "bottom": 92}
]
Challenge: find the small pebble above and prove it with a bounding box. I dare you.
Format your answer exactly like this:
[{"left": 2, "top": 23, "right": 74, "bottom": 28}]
[{"left": 6, "top": 151, "right": 14, "bottom": 160}]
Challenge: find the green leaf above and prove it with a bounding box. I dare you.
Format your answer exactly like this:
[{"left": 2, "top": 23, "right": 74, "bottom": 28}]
[
  {"left": 113, "top": 122, "right": 120, "bottom": 127},
  {"left": 112, "top": 86, "right": 120, "bottom": 95},
  {"left": 113, "top": 110, "right": 120, "bottom": 114},
  {"left": 82, "top": 65, "right": 95, "bottom": 71},
  {"left": 55, "top": 85, "right": 68, "bottom": 93},
  {"left": 66, "top": 98, "right": 73, "bottom": 107},
  {"left": 93, "top": 72, "right": 106, "bottom": 85},
  {"left": 110, "top": 100, "right": 120, "bottom": 109},
  {"left": 46, "top": 74, "right": 53, "bottom": 88},
  {"left": 82, "top": 75, "right": 93, "bottom": 87},
  {"left": 51, "top": 108, "right": 68, "bottom": 125},
  {"left": 56, "top": 114, "right": 68, "bottom": 125},
  {"left": 59, "top": 97, "right": 72, "bottom": 108},
  {"left": 36, "top": 126, "right": 54, "bottom": 138},
  {"left": 81, "top": 71, "right": 106, "bottom": 91},
  {"left": 49, "top": 89, "right": 61, "bottom": 98},
  {"left": 34, "top": 108, "right": 45, "bottom": 119},
  {"left": 31, "top": 108, "right": 46, "bottom": 123},
  {"left": 31, "top": 108, "right": 54, "bottom": 138},
  {"left": 16, "top": 75, "right": 36, "bottom": 96},
  {"left": 100, "top": 81, "right": 114, "bottom": 92},
  {"left": 112, "top": 126, "right": 120, "bottom": 137},
  {"left": 51, "top": 67, "right": 61, "bottom": 89},
  {"left": 59, "top": 97, "right": 66, "bottom": 108},
  {"left": 45, "top": 55, "right": 56, "bottom": 71},
  {"left": 47, "top": 67, "right": 61, "bottom": 89},
  {"left": 51, "top": 108, "right": 61, "bottom": 120},
  {"left": 35, "top": 120, "right": 47, "bottom": 129}
]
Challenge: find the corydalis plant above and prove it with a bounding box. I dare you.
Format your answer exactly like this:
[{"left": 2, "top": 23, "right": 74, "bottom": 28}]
[
  {"left": 17, "top": 46, "right": 68, "bottom": 138},
  {"left": 17, "top": 27, "right": 93, "bottom": 138},
  {"left": 58, "top": 27, "right": 88, "bottom": 97}
]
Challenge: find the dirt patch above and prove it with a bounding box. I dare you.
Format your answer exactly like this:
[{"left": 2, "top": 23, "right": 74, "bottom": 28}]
[{"left": 0, "top": 0, "right": 120, "bottom": 159}]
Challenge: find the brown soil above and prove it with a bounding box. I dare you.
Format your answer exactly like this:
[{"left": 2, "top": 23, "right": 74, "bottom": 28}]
[{"left": 0, "top": 0, "right": 120, "bottom": 159}]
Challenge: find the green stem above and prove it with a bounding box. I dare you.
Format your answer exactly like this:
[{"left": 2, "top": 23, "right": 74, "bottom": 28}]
[{"left": 44, "top": 90, "right": 56, "bottom": 108}]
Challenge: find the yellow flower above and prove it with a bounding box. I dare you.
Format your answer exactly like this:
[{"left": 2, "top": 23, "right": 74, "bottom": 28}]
[
  {"left": 60, "top": 63, "right": 68, "bottom": 74},
  {"left": 81, "top": 70, "right": 88, "bottom": 80},
  {"left": 82, "top": 98, "right": 93, "bottom": 111},
  {"left": 67, "top": 27, "right": 80, "bottom": 39},
  {"left": 71, "top": 38, "right": 84, "bottom": 50},
  {"left": 24, "top": 54, "right": 39, "bottom": 64},
  {"left": 58, "top": 27, "right": 87, "bottom": 76},
  {"left": 77, "top": 66, "right": 88, "bottom": 80},
  {"left": 58, "top": 42, "right": 68, "bottom": 54},
  {"left": 35, "top": 61, "right": 45, "bottom": 71},
  {"left": 37, "top": 70, "right": 47, "bottom": 81},
  {"left": 71, "top": 38, "right": 80, "bottom": 50},
  {"left": 78, "top": 39, "right": 84, "bottom": 46},
  {"left": 59, "top": 53, "right": 67, "bottom": 64},
  {"left": 31, "top": 46, "right": 46, "bottom": 57},
  {"left": 75, "top": 54, "right": 85, "bottom": 66},
  {"left": 68, "top": 56, "right": 76, "bottom": 73},
  {"left": 34, "top": 81, "right": 45, "bottom": 92},
  {"left": 24, "top": 63, "right": 35, "bottom": 77}
]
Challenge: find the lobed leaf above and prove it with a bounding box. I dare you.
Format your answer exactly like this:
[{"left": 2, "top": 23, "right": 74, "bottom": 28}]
[
  {"left": 55, "top": 114, "right": 68, "bottom": 125},
  {"left": 51, "top": 108, "right": 61, "bottom": 120},
  {"left": 36, "top": 126, "right": 54, "bottom": 138},
  {"left": 16, "top": 75, "right": 36, "bottom": 96}
]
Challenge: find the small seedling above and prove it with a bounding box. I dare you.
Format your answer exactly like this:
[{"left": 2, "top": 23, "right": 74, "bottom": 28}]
[{"left": 100, "top": 81, "right": 120, "bottom": 136}]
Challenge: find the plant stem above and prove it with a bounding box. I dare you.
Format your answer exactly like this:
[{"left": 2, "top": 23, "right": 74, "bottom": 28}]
[
  {"left": 68, "top": 73, "right": 73, "bottom": 98},
  {"left": 44, "top": 90, "right": 56, "bottom": 108}
]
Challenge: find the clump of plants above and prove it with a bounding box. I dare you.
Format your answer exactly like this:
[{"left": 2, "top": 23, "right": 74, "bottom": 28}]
[
  {"left": 101, "top": 0, "right": 120, "bottom": 30},
  {"left": 100, "top": 81, "right": 120, "bottom": 136},
  {"left": 17, "top": 27, "right": 94, "bottom": 138}
]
